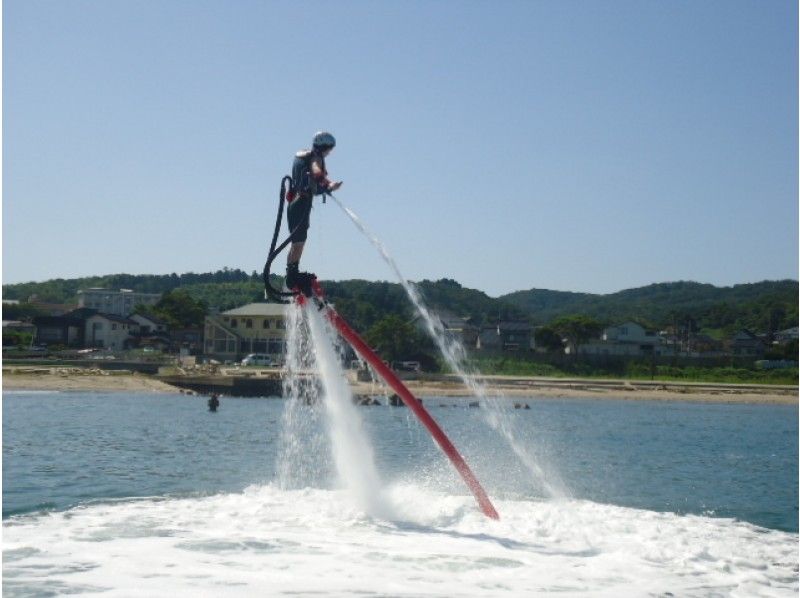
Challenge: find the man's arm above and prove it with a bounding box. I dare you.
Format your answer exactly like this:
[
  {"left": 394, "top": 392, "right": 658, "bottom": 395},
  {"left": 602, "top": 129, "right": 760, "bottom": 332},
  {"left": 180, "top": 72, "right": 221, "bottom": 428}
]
[{"left": 311, "top": 158, "right": 342, "bottom": 193}]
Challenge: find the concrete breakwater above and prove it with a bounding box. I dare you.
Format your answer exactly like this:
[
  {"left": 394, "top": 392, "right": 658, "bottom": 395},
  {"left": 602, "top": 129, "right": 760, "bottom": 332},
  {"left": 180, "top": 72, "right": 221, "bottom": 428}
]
[
  {"left": 156, "top": 370, "right": 798, "bottom": 402},
  {"left": 156, "top": 373, "right": 282, "bottom": 397}
]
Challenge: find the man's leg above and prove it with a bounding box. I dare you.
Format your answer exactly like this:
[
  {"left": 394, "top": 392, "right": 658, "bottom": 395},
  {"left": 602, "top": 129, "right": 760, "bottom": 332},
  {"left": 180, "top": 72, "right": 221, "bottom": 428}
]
[
  {"left": 285, "top": 194, "right": 310, "bottom": 290},
  {"left": 285, "top": 242, "right": 304, "bottom": 288},
  {"left": 286, "top": 241, "right": 315, "bottom": 296},
  {"left": 287, "top": 242, "right": 304, "bottom": 266}
]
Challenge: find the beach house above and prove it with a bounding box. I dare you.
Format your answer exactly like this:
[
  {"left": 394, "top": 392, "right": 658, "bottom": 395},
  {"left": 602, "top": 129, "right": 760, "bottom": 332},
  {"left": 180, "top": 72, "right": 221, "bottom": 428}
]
[
  {"left": 204, "top": 303, "right": 288, "bottom": 363},
  {"left": 578, "top": 321, "right": 667, "bottom": 357}
]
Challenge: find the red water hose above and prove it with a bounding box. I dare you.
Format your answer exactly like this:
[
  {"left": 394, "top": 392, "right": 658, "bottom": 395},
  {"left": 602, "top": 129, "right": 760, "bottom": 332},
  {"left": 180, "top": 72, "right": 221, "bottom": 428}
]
[{"left": 298, "top": 285, "right": 499, "bottom": 519}]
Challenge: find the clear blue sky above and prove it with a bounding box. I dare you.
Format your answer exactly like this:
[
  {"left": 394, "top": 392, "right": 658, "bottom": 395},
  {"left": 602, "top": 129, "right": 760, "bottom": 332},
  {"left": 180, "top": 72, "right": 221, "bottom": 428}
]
[{"left": 3, "top": 0, "right": 797, "bottom": 295}]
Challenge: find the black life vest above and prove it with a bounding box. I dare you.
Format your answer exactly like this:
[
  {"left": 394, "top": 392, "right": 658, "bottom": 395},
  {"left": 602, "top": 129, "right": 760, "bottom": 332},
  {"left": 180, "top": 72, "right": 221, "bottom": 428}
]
[{"left": 289, "top": 150, "right": 327, "bottom": 201}]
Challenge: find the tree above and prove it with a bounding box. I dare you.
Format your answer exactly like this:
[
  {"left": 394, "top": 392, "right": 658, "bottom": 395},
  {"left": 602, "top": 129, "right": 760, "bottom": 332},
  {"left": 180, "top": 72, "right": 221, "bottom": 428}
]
[
  {"left": 551, "top": 315, "right": 603, "bottom": 356},
  {"left": 150, "top": 290, "right": 208, "bottom": 328},
  {"left": 534, "top": 325, "right": 564, "bottom": 353},
  {"left": 365, "top": 315, "right": 431, "bottom": 363},
  {"left": 3, "top": 330, "right": 33, "bottom": 348}
]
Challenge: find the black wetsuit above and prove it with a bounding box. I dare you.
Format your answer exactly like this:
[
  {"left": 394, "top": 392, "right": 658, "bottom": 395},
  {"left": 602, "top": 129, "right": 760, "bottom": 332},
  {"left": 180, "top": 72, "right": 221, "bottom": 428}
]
[{"left": 287, "top": 150, "right": 329, "bottom": 243}]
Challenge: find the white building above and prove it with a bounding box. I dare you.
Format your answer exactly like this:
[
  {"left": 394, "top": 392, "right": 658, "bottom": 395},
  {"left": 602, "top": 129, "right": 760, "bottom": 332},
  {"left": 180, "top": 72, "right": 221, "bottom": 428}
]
[
  {"left": 77, "top": 288, "right": 161, "bottom": 317},
  {"left": 579, "top": 321, "right": 668, "bottom": 357},
  {"left": 85, "top": 313, "right": 139, "bottom": 350},
  {"left": 204, "top": 303, "right": 288, "bottom": 362}
]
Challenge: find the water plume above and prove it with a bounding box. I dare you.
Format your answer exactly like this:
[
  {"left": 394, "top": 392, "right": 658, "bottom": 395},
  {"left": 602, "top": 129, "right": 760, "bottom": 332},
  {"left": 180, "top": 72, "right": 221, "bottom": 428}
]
[
  {"left": 331, "top": 195, "right": 567, "bottom": 498},
  {"left": 278, "top": 298, "right": 393, "bottom": 517}
]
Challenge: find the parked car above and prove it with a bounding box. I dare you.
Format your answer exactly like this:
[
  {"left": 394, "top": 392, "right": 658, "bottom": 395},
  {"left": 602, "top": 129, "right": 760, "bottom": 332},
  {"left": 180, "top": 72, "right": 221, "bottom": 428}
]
[
  {"left": 241, "top": 353, "right": 274, "bottom": 367},
  {"left": 393, "top": 361, "right": 421, "bottom": 372}
]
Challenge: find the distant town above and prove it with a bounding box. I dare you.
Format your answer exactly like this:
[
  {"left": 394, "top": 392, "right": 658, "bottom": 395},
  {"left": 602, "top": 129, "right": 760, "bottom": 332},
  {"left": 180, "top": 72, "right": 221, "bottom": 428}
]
[{"left": 3, "top": 286, "right": 797, "bottom": 373}]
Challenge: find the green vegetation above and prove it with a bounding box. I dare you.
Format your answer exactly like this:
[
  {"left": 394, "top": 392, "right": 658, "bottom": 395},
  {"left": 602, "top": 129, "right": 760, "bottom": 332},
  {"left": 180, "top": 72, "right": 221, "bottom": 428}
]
[
  {"left": 625, "top": 364, "right": 798, "bottom": 385},
  {"left": 364, "top": 315, "right": 437, "bottom": 369},
  {"left": 2, "top": 330, "right": 33, "bottom": 348},
  {"left": 179, "top": 281, "right": 264, "bottom": 312},
  {"left": 5, "top": 274, "right": 795, "bottom": 339},
  {"left": 470, "top": 357, "right": 798, "bottom": 385},
  {"left": 134, "top": 290, "right": 208, "bottom": 328},
  {"left": 2, "top": 268, "right": 258, "bottom": 305},
  {"left": 4, "top": 270, "right": 797, "bottom": 385},
  {"left": 501, "top": 280, "right": 798, "bottom": 338},
  {"left": 549, "top": 315, "right": 603, "bottom": 354}
]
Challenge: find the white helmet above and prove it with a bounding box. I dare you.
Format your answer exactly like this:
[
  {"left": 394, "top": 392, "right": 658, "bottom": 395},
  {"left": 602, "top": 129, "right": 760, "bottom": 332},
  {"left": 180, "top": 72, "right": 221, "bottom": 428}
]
[{"left": 312, "top": 131, "right": 336, "bottom": 149}]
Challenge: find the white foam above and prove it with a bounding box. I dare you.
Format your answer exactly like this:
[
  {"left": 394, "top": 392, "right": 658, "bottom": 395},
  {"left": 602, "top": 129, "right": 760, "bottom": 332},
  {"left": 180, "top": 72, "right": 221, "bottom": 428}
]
[{"left": 4, "top": 486, "right": 797, "bottom": 597}]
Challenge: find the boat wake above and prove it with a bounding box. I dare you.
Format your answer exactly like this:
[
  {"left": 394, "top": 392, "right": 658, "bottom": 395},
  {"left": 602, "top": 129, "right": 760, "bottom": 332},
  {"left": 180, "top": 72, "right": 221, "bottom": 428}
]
[{"left": 4, "top": 485, "right": 797, "bottom": 597}]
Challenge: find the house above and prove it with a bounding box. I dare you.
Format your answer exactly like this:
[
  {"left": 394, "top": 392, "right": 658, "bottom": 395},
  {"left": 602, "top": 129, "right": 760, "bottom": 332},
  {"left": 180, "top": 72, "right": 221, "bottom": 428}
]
[
  {"left": 774, "top": 327, "right": 799, "bottom": 344},
  {"left": 412, "top": 309, "right": 479, "bottom": 349},
  {"left": 129, "top": 313, "right": 168, "bottom": 334},
  {"left": 578, "top": 321, "right": 668, "bottom": 357},
  {"left": 126, "top": 313, "right": 170, "bottom": 351},
  {"left": 476, "top": 327, "right": 501, "bottom": 352},
  {"left": 476, "top": 321, "right": 533, "bottom": 352},
  {"left": 728, "top": 329, "right": 766, "bottom": 357},
  {"left": 690, "top": 334, "right": 725, "bottom": 356},
  {"left": 170, "top": 327, "right": 203, "bottom": 355},
  {"left": 32, "top": 308, "right": 97, "bottom": 347},
  {"left": 84, "top": 313, "right": 140, "bottom": 350},
  {"left": 77, "top": 288, "right": 161, "bottom": 317},
  {"left": 204, "top": 303, "right": 288, "bottom": 362}
]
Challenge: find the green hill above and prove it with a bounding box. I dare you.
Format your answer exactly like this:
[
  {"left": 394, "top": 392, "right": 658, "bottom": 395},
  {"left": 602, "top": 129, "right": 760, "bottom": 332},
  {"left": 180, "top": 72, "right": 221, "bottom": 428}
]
[
  {"left": 3, "top": 272, "right": 797, "bottom": 336},
  {"left": 500, "top": 280, "right": 798, "bottom": 334}
]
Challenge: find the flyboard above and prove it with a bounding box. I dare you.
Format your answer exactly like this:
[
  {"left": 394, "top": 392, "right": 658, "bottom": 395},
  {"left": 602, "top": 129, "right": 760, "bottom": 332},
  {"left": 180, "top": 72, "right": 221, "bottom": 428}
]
[{"left": 263, "top": 180, "right": 499, "bottom": 520}]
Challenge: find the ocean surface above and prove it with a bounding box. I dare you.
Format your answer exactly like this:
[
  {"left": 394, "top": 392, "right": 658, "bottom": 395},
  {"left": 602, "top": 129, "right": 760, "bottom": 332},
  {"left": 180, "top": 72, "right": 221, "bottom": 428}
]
[{"left": 3, "top": 390, "right": 798, "bottom": 596}]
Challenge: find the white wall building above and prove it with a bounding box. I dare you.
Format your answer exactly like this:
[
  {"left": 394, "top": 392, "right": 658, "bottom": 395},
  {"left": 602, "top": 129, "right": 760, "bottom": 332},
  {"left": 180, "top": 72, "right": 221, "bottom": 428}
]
[
  {"left": 204, "top": 303, "right": 288, "bottom": 362},
  {"left": 77, "top": 288, "right": 161, "bottom": 317},
  {"left": 85, "top": 313, "right": 139, "bottom": 350},
  {"left": 579, "top": 321, "right": 668, "bottom": 357}
]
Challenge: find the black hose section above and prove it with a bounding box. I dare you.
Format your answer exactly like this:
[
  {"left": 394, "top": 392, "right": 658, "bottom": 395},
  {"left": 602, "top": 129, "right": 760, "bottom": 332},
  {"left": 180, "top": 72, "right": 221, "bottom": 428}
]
[
  {"left": 262, "top": 176, "right": 316, "bottom": 302},
  {"left": 262, "top": 176, "right": 293, "bottom": 302},
  {"left": 270, "top": 177, "right": 292, "bottom": 263}
]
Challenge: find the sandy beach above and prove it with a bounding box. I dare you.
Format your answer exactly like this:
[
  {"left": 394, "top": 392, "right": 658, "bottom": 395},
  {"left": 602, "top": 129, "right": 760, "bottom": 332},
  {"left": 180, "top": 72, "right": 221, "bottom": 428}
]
[
  {"left": 3, "top": 366, "right": 797, "bottom": 404},
  {"left": 3, "top": 367, "right": 180, "bottom": 394}
]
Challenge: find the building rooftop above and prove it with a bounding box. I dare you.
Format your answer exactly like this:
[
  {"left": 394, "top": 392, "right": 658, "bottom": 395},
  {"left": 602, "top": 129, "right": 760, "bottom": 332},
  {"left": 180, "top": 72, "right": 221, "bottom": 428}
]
[
  {"left": 89, "top": 312, "right": 139, "bottom": 325},
  {"left": 222, "top": 303, "right": 288, "bottom": 317},
  {"left": 130, "top": 312, "right": 167, "bottom": 325},
  {"left": 78, "top": 288, "right": 161, "bottom": 296}
]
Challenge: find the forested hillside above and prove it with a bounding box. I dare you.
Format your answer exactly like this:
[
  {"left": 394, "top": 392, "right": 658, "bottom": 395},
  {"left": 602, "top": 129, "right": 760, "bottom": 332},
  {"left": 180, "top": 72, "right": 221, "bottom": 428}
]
[
  {"left": 500, "top": 280, "right": 798, "bottom": 335},
  {"left": 3, "top": 271, "right": 797, "bottom": 336}
]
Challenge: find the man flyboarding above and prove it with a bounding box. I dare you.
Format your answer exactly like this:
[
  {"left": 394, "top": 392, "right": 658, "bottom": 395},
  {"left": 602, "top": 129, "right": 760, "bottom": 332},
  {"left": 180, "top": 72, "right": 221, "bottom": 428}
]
[
  {"left": 284, "top": 131, "right": 343, "bottom": 295},
  {"left": 262, "top": 137, "right": 499, "bottom": 518}
]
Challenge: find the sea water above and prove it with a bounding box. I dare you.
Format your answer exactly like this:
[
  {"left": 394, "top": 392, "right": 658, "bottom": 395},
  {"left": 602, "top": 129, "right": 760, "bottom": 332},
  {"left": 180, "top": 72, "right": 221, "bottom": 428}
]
[{"left": 3, "top": 390, "right": 797, "bottom": 596}]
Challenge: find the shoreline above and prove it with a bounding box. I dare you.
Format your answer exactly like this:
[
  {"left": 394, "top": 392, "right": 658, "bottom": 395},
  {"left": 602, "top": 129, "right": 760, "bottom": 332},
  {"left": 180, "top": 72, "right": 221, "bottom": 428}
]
[
  {"left": 2, "top": 369, "right": 180, "bottom": 394},
  {"left": 3, "top": 367, "right": 797, "bottom": 404}
]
